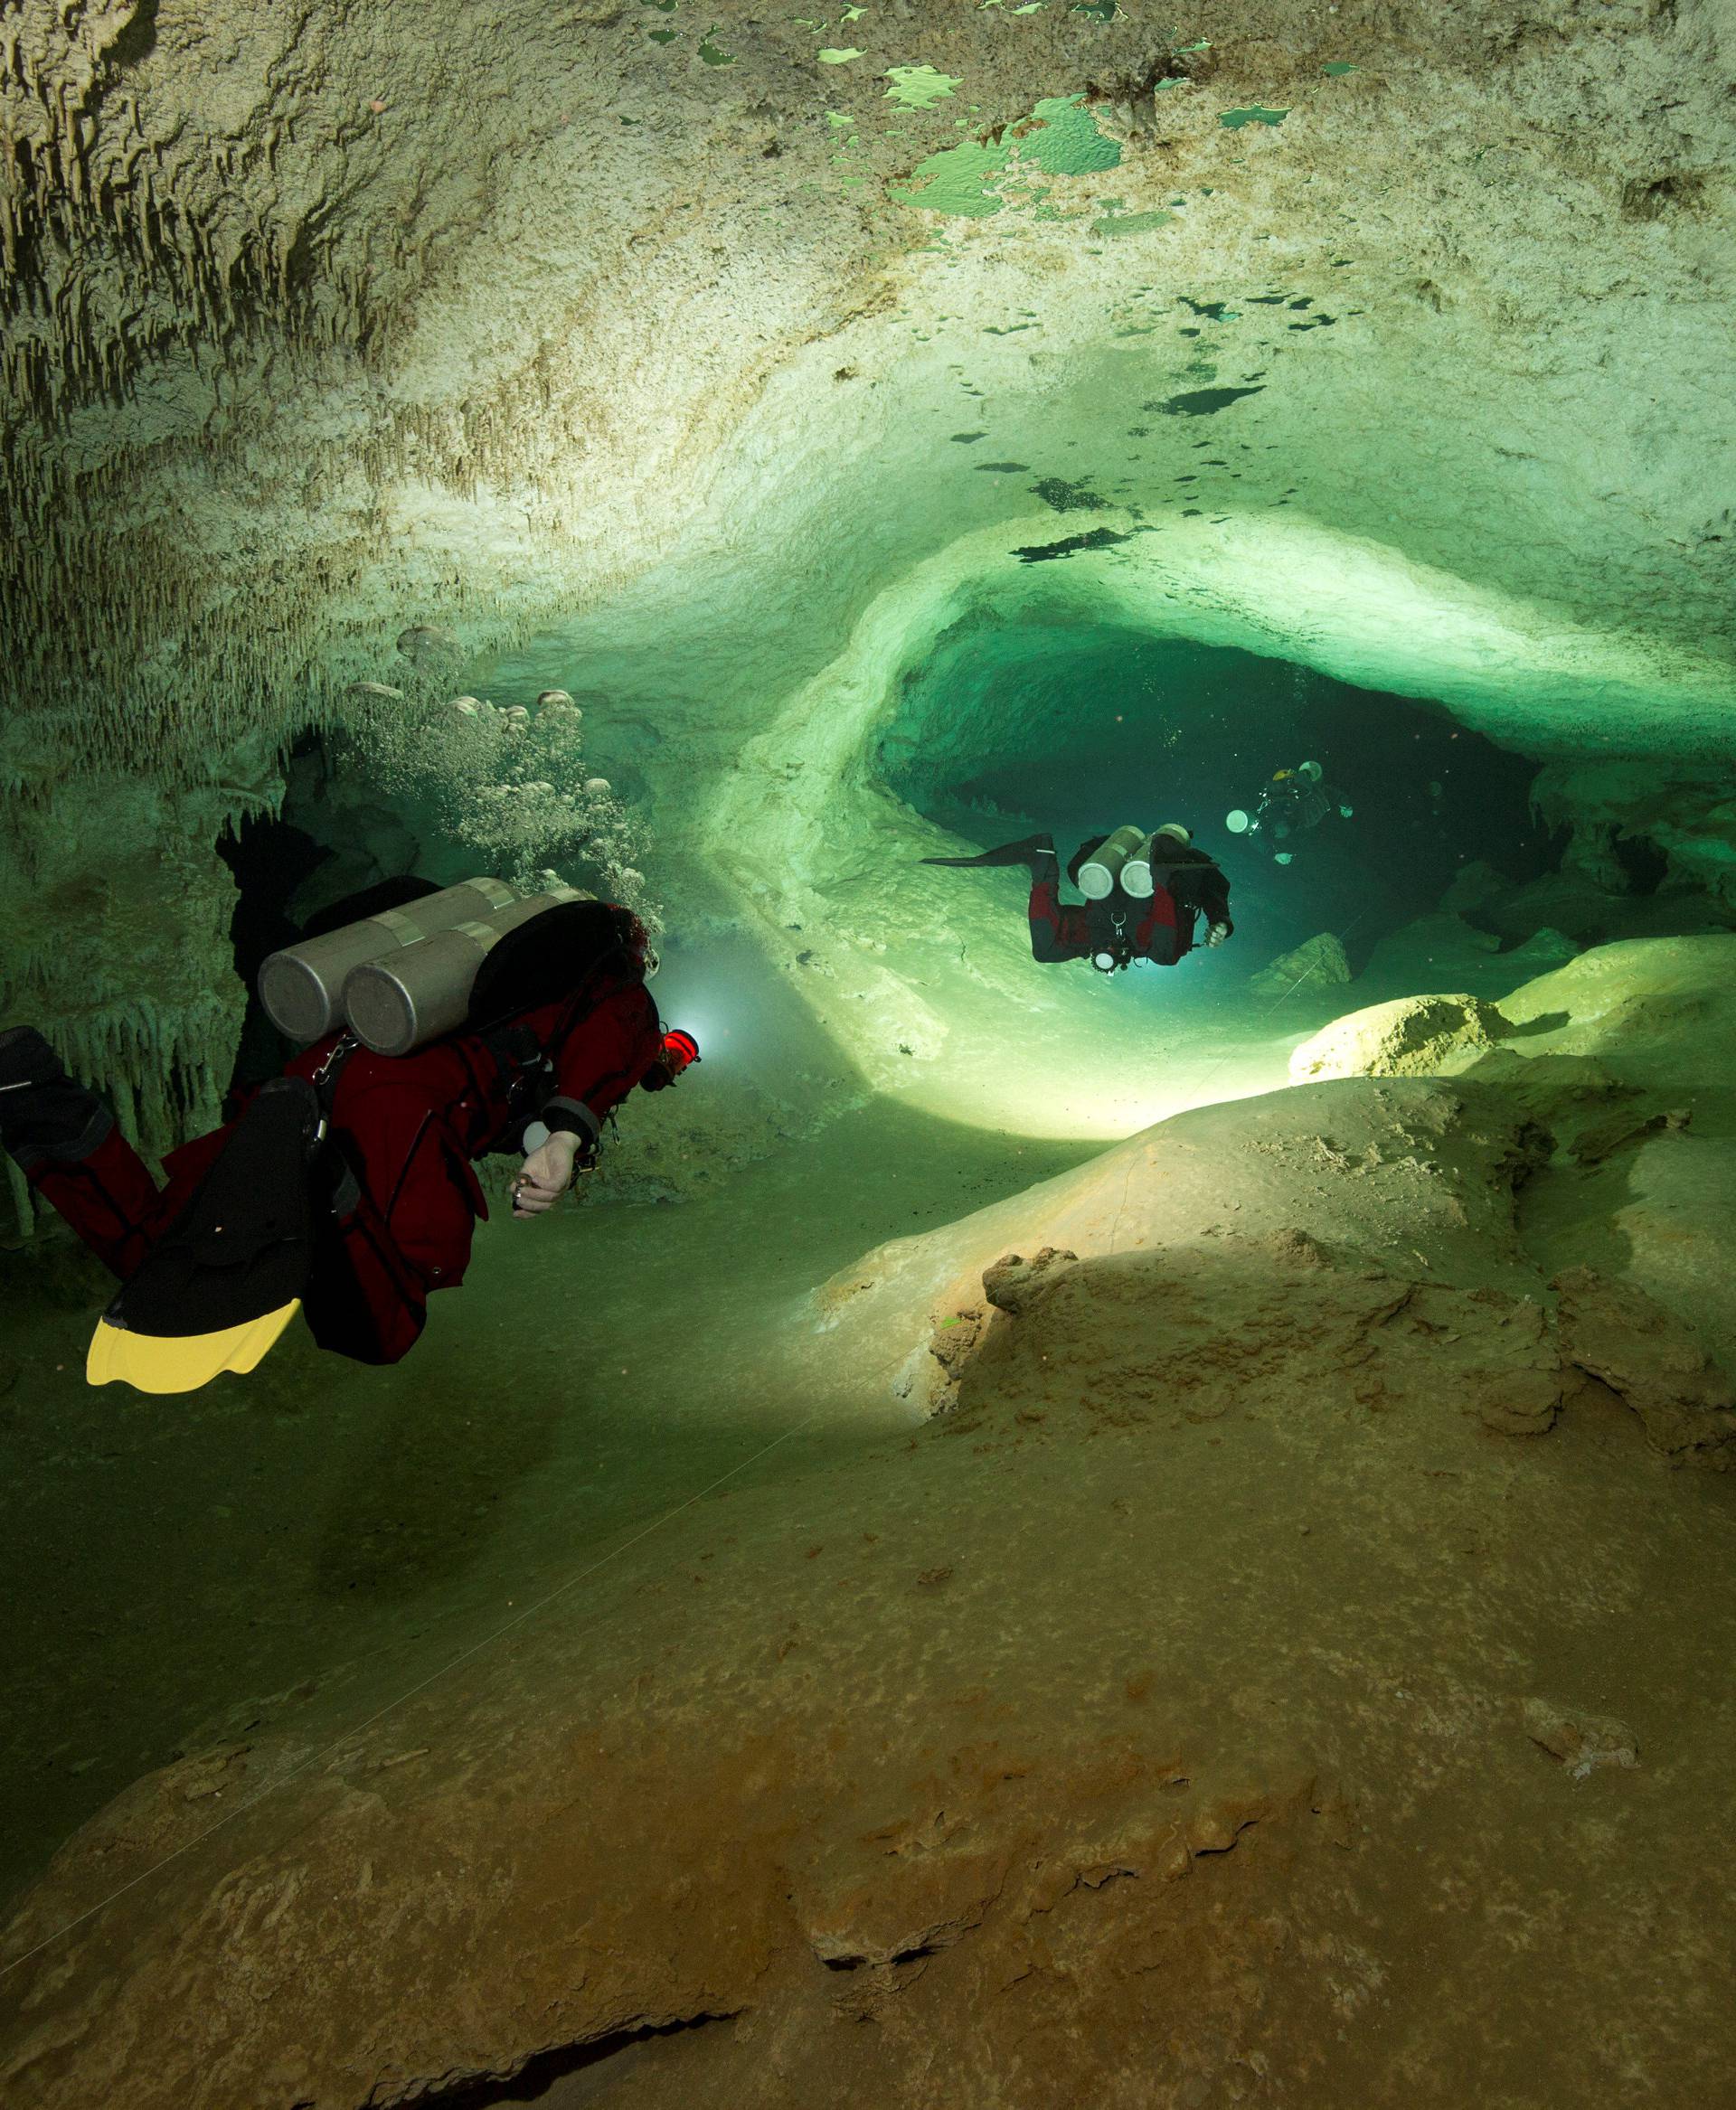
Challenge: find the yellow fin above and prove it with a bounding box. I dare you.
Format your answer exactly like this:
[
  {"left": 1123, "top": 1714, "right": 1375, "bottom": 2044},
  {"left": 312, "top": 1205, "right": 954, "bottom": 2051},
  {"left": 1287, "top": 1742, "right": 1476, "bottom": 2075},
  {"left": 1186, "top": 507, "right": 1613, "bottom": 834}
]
[{"left": 86, "top": 1301, "right": 300, "bottom": 1395}]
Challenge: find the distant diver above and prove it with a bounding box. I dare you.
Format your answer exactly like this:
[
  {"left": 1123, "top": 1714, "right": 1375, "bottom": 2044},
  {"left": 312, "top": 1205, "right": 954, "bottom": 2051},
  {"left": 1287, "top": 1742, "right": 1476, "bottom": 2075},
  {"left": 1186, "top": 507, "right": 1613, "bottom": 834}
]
[
  {"left": 0, "top": 881, "right": 699, "bottom": 1394},
  {"left": 1224, "top": 760, "right": 1353, "bottom": 864},
  {"left": 923, "top": 823, "right": 1232, "bottom": 974}
]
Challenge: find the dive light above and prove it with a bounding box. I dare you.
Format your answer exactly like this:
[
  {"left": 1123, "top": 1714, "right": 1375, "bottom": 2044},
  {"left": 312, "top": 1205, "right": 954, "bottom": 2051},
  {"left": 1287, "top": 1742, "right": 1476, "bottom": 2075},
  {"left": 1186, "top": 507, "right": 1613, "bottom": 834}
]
[{"left": 643, "top": 1028, "right": 700, "bottom": 1090}]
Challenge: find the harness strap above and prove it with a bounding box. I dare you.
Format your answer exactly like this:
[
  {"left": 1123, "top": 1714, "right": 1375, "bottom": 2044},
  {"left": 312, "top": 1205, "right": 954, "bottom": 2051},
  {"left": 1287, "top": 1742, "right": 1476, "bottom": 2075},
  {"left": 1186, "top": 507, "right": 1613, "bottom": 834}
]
[
  {"left": 310, "top": 1031, "right": 360, "bottom": 1111},
  {"left": 305, "top": 1033, "right": 363, "bottom": 1213}
]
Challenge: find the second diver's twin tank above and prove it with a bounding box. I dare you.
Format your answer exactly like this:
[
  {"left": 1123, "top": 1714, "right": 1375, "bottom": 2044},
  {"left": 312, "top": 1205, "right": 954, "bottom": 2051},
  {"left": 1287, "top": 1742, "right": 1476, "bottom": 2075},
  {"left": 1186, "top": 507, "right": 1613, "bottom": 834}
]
[{"left": 259, "top": 878, "right": 595, "bottom": 1058}]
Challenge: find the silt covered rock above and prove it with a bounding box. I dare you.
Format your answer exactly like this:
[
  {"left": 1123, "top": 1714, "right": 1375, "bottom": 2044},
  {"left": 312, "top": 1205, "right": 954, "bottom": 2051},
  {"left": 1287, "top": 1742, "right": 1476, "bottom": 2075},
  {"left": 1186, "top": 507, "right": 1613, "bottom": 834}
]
[
  {"left": 1247, "top": 932, "right": 1352, "bottom": 999},
  {"left": 1289, "top": 992, "right": 1510, "bottom": 1084}
]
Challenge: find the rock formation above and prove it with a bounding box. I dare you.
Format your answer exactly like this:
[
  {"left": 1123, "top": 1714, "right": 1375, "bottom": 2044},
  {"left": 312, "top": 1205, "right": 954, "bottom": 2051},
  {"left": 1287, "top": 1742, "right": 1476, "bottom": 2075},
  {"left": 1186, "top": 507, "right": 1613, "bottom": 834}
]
[
  {"left": 1288, "top": 990, "right": 1509, "bottom": 1083},
  {"left": 1246, "top": 929, "right": 1353, "bottom": 998}
]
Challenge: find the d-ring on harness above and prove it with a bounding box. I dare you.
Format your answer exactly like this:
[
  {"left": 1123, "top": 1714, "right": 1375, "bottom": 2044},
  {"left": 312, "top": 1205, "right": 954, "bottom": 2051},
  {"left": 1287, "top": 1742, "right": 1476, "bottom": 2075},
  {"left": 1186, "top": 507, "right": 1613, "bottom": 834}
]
[{"left": 1092, "top": 908, "right": 1133, "bottom": 975}]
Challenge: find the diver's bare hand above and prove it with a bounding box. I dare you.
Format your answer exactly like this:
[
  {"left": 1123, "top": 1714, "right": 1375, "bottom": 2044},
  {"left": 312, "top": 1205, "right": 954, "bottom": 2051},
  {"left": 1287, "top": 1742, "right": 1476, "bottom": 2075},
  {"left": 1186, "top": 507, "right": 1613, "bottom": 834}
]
[
  {"left": 514, "top": 1134, "right": 578, "bottom": 1217},
  {"left": 1205, "top": 922, "right": 1231, "bottom": 947}
]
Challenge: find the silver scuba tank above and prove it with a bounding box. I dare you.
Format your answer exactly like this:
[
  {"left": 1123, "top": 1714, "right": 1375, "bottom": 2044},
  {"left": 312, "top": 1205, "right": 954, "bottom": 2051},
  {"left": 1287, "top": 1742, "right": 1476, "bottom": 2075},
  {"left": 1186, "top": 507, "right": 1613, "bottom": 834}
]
[
  {"left": 259, "top": 877, "right": 518, "bottom": 1044},
  {"left": 1075, "top": 824, "right": 1146, "bottom": 901},
  {"left": 1122, "top": 827, "right": 1196, "bottom": 899},
  {"left": 341, "top": 887, "right": 591, "bottom": 1058},
  {"left": 1119, "top": 832, "right": 1164, "bottom": 900}
]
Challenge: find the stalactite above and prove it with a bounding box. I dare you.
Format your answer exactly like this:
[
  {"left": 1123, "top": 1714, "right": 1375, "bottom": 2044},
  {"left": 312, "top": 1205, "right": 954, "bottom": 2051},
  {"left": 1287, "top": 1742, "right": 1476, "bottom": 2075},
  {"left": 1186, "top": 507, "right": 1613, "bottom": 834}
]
[
  {"left": 17, "top": 984, "right": 239, "bottom": 1201},
  {"left": 5, "top": 0, "right": 818, "bottom": 797}
]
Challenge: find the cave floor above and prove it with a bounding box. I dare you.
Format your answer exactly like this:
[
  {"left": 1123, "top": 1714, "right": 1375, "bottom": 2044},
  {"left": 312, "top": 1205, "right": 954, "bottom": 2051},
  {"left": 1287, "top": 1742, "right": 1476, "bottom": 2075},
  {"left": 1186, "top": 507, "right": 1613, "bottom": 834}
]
[
  {"left": 0, "top": 1095, "right": 1100, "bottom": 1912},
  {"left": 4, "top": 937, "right": 1736, "bottom": 2106},
  {"left": 0, "top": 940, "right": 1581, "bottom": 1912}
]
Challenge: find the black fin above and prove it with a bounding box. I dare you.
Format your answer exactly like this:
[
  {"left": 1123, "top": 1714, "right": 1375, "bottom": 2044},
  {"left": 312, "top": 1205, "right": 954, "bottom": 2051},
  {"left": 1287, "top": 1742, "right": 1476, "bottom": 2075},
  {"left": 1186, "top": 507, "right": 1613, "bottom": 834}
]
[
  {"left": 106, "top": 1078, "right": 321, "bottom": 1340},
  {"left": 0, "top": 1028, "right": 110, "bottom": 1168},
  {"left": 921, "top": 834, "right": 1057, "bottom": 872}
]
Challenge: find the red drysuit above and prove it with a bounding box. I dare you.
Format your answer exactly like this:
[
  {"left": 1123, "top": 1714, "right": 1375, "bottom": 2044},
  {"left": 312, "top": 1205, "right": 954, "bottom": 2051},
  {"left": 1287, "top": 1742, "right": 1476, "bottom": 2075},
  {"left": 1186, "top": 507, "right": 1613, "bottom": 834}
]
[
  {"left": 1026, "top": 875, "right": 1188, "bottom": 966},
  {"left": 28, "top": 969, "right": 662, "bottom": 1366},
  {"left": 1029, "top": 840, "right": 1232, "bottom": 969}
]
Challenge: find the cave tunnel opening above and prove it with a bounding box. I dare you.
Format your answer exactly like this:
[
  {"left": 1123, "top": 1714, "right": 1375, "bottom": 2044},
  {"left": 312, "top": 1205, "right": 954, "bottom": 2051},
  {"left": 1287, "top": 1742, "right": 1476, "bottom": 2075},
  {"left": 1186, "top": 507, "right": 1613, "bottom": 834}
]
[
  {"left": 216, "top": 802, "right": 327, "bottom": 1100},
  {"left": 878, "top": 619, "right": 1564, "bottom": 979},
  {"left": 1610, "top": 829, "right": 1670, "bottom": 898},
  {"left": 215, "top": 727, "right": 434, "bottom": 1099}
]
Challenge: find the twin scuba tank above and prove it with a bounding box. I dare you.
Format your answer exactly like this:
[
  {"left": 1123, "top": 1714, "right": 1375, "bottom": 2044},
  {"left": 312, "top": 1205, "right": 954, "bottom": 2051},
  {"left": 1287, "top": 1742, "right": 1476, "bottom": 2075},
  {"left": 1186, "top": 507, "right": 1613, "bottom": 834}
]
[
  {"left": 258, "top": 878, "right": 595, "bottom": 1057},
  {"left": 1075, "top": 824, "right": 1176, "bottom": 902},
  {"left": 1074, "top": 824, "right": 1194, "bottom": 975}
]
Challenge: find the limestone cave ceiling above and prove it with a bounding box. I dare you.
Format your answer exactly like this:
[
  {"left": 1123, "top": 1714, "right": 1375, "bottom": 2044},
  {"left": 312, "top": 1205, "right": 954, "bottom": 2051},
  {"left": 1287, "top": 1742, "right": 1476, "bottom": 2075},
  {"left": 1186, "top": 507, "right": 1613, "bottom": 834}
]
[{"left": 2, "top": 0, "right": 1733, "bottom": 1147}]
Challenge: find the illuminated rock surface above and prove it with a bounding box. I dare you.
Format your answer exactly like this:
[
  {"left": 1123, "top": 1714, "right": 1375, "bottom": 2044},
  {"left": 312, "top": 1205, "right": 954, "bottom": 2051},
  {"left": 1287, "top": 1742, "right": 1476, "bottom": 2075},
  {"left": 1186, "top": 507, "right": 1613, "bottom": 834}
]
[{"left": 1288, "top": 989, "right": 1508, "bottom": 1081}]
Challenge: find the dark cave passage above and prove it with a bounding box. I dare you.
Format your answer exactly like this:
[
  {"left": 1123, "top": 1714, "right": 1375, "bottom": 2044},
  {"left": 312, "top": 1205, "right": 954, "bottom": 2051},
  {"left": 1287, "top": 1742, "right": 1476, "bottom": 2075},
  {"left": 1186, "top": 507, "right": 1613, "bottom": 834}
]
[
  {"left": 879, "top": 621, "right": 1564, "bottom": 970},
  {"left": 215, "top": 729, "right": 442, "bottom": 1097},
  {"left": 216, "top": 798, "right": 329, "bottom": 1098}
]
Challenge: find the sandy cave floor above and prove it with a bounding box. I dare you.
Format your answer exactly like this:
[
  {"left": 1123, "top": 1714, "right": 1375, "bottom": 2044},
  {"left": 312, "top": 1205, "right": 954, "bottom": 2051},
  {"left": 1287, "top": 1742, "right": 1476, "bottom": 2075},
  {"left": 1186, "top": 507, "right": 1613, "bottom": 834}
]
[
  {"left": 0, "top": 1099, "right": 1097, "bottom": 1914},
  {"left": 0, "top": 932, "right": 1412, "bottom": 1912},
  {"left": 0, "top": 920, "right": 1513, "bottom": 1900},
  {"left": 3, "top": 934, "right": 1736, "bottom": 2108}
]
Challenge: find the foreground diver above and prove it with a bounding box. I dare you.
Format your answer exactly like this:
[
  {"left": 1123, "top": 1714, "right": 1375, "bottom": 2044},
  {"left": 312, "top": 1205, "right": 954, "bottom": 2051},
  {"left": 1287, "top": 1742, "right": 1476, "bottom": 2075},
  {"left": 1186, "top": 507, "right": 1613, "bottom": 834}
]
[
  {"left": 0, "top": 888, "right": 698, "bottom": 1390},
  {"left": 923, "top": 823, "right": 1232, "bottom": 974},
  {"left": 1225, "top": 760, "right": 1353, "bottom": 865}
]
